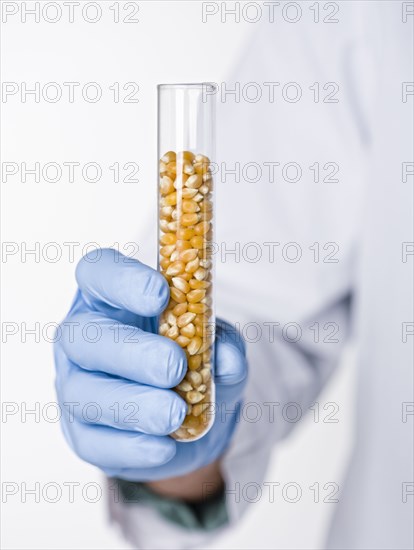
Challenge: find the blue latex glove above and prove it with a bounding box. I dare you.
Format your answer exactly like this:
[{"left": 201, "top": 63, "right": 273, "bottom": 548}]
[{"left": 54, "top": 248, "right": 247, "bottom": 481}]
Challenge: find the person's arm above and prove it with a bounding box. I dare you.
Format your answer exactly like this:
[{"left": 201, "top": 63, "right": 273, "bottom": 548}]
[{"left": 107, "top": 2, "right": 374, "bottom": 545}]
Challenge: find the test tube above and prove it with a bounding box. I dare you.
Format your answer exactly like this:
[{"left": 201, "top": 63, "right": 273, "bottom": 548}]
[{"left": 157, "top": 83, "right": 216, "bottom": 441}]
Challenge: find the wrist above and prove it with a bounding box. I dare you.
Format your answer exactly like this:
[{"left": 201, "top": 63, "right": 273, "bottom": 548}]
[{"left": 146, "top": 458, "right": 223, "bottom": 502}]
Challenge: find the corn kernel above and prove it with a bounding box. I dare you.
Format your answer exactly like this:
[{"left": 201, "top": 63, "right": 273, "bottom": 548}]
[
  {"left": 166, "top": 261, "right": 185, "bottom": 276},
  {"left": 176, "top": 335, "right": 191, "bottom": 347},
  {"left": 170, "top": 287, "right": 186, "bottom": 303},
  {"left": 161, "top": 151, "right": 176, "bottom": 164},
  {"left": 181, "top": 213, "right": 200, "bottom": 226},
  {"left": 187, "top": 336, "right": 202, "bottom": 355},
  {"left": 177, "top": 228, "right": 195, "bottom": 240},
  {"left": 194, "top": 221, "right": 210, "bottom": 235},
  {"left": 177, "top": 312, "right": 196, "bottom": 328},
  {"left": 172, "top": 277, "right": 190, "bottom": 294},
  {"left": 182, "top": 200, "right": 199, "bottom": 213},
  {"left": 179, "top": 248, "right": 198, "bottom": 263},
  {"left": 173, "top": 302, "right": 188, "bottom": 316},
  {"left": 160, "top": 233, "right": 177, "bottom": 246},
  {"left": 166, "top": 325, "right": 179, "bottom": 339},
  {"left": 188, "top": 302, "right": 208, "bottom": 314},
  {"left": 188, "top": 354, "right": 202, "bottom": 371},
  {"left": 187, "top": 289, "right": 205, "bottom": 303},
  {"left": 180, "top": 323, "right": 196, "bottom": 338},
  {"left": 160, "top": 176, "right": 175, "bottom": 195},
  {"left": 185, "top": 174, "right": 203, "bottom": 189}
]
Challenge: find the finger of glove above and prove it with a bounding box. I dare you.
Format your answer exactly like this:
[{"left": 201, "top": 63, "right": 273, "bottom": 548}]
[
  {"left": 75, "top": 248, "right": 169, "bottom": 317},
  {"left": 60, "top": 311, "right": 186, "bottom": 388},
  {"left": 101, "top": 403, "right": 240, "bottom": 481},
  {"left": 60, "top": 361, "right": 187, "bottom": 435},
  {"left": 61, "top": 417, "right": 176, "bottom": 470},
  {"left": 214, "top": 321, "right": 248, "bottom": 387}
]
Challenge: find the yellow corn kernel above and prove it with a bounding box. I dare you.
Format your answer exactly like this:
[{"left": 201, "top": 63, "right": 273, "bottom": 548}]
[
  {"left": 181, "top": 323, "right": 196, "bottom": 338},
  {"left": 185, "top": 174, "right": 203, "bottom": 189},
  {"left": 194, "top": 161, "right": 210, "bottom": 176},
  {"left": 187, "top": 336, "right": 202, "bottom": 355},
  {"left": 193, "top": 192, "right": 204, "bottom": 203},
  {"left": 160, "top": 245, "right": 175, "bottom": 258},
  {"left": 177, "top": 228, "right": 195, "bottom": 241},
  {"left": 192, "top": 403, "right": 210, "bottom": 417},
  {"left": 181, "top": 213, "right": 200, "bottom": 227},
  {"left": 194, "top": 221, "right": 210, "bottom": 235},
  {"left": 189, "top": 278, "right": 210, "bottom": 290},
  {"left": 180, "top": 272, "right": 192, "bottom": 281},
  {"left": 185, "top": 257, "right": 200, "bottom": 274},
  {"left": 160, "top": 206, "right": 173, "bottom": 219},
  {"left": 166, "top": 261, "right": 185, "bottom": 276},
  {"left": 170, "top": 250, "right": 179, "bottom": 262},
  {"left": 186, "top": 371, "right": 202, "bottom": 387},
  {"left": 166, "top": 325, "right": 179, "bottom": 339},
  {"left": 159, "top": 323, "right": 169, "bottom": 336},
  {"left": 182, "top": 200, "right": 199, "bottom": 214},
  {"left": 160, "top": 233, "right": 177, "bottom": 246},
  {"left": 193, "top": 267, "right": 207, "bottom": 281},
  {"left": 186, "top": 390, "right": 204, "bottom": 404},
  {"left": 176, "top": 380, "right": 192, "bottom": 392},
  {"left": 177, "top": 312, "right": 196, "bottom": 328},
  {"left": 182, "top": 188, "right": 198, "bottom": 199},
  {"left": 170, "top": 287, "right": 186, "bottom": 304},
  {"left": 198, "top": 340, "right": 212, "bottom": 354},
  {"left": 176, "top": 240, "right": 192, "bottom": 251},
  {"left": 159, "top": 257, "right": 170, "bottom": 271},
  {"left": 201, "top": 295, "right": 212, "bottom": 307},
  {"left": 199, "top": 259, "right": 211, "bottom": 269},
  {"left": 166, "top": 311, "right": 177, "bottom": 325},
  {"left": 160, "top": 176, "right": 175, "bottom": 195},
  {"left": 182, "top": 414, "right": 201, "bottom": 429},
  {"left": 176, "top": 335, "right": 191, "bottom": 348},
  {"left": 161, "top": 151, "right": 176, "bottom": 164},
  {"left": 195, "top": 154, "right": 210, "bottom": 164},
  {"left": 166, "top": 161, "right": 176, "bottom": 177},
  {"left": 172, "top": 277, "right": 190, "bottom": 294},
  {"left": 190, "top": 302, "right": 208, "bottom": 314},
  {"left": 193, "top": 313, "right": 207, "bottom": 326},
  {"left": 182, "top": 161, "right": 195, "bottom": 175},
  {"left": 190, "top": 235, "right": 204, "bottom": 249},
  {"left": 188, "top": 354, "right": 202, "bottom": 371},
  {"left": 163, "top": 192, "right": 177, "bottom": 207},
  {"left": 159, "top": 161, "right": 168, "bottom": 175},
  {"left": 168, "top": 221, "right": 178, "bottom": 232},
  {"left": 173, "top": 302, "right": 188, "bottom": 316},
  {"left": 199, "top": 184, "right": 210, "bottom": 195},
  {"left": 179, "top": 248, "right": 198, "bottom": 263},
  {"left": 160, "top": 219, "right": 169, "bottom": 232},
  {"left": 187, "top": 289, "right": 206, "bottom": 303}
]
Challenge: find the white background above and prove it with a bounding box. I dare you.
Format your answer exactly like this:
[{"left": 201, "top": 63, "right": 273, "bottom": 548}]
[{"left": 1, "top": 1, "right": 356, "bottom": 548}]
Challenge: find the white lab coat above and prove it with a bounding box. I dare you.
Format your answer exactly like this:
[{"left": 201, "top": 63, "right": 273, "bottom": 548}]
[{"left": 109, "top": 2, "right": 414, "bottom": 548}]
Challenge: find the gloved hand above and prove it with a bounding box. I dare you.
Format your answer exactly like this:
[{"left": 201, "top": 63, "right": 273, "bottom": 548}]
[{"left": 54, "top": 248, "right": 247, "bottom": 481}]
